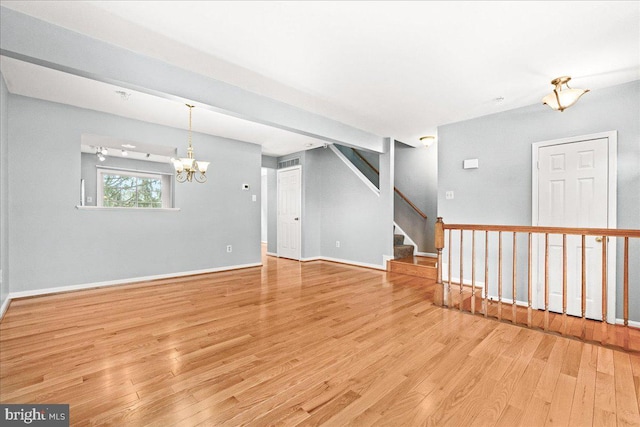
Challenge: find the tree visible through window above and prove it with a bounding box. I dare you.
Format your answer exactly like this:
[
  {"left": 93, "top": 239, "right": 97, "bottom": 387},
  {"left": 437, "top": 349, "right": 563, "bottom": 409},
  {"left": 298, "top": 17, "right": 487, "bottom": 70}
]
[{"left": 98, "top": 169, "right": 170, "bottom": 208}]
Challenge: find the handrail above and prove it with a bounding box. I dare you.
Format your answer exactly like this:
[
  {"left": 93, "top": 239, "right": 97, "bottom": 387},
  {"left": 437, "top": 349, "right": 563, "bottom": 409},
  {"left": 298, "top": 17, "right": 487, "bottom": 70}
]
[
  {"left": 434, "top": 217, "right": 639, "bottom": 352},
  {"left": 444, "top": 223, "right": 640, "bottom": 238},
  {"left": 352, "top": 149, "right": 428, "bottom": 220}
]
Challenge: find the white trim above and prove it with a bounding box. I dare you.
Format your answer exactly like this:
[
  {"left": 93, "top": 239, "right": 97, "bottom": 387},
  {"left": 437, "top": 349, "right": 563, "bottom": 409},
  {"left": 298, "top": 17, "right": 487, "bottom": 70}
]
[
  {"left": 531, "top": 131, "right": 617, "bottom": 324},
  {"left": 486, "top": 296, "right": 529, "bottom": 307},
  {"left": 301, "top": 256, "right": 386, "bottom": 271},
  {"left": 96, "top": 165, "right": 174, "bottom": 176},
  {"left": 0, "top": 296, "right": 10, "bottom": 320},
  {"left": 4, "top": 263, "right": 262, "bottom": 302},
  {"left": 329, "top": 145, "right": 380, "bottom": 196},
  {"left": 277, "top": 165, "right": 302, "bottom": 261},
  {"left": 266, "top": 252, "right": 278, "bottom": 257},
  {"left": 416, "top": 252, "right": 437, "bottom": 258},
  {"left": 442, "top": 262, "right": 484, "bottom": 292},
  {"left": 616, "top": 319, "right": 640, "bottom": 329},
  {"left": 76, "top": 206, "right": 180, "bottom": 211}
]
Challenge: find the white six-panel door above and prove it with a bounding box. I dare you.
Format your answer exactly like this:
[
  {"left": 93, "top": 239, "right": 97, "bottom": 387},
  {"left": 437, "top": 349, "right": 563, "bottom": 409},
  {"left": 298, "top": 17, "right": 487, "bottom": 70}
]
[
  {"left": 535, "top": 137, "right": 611, "bottom": 320},
  {"left": 277, "top": 167, "right": 301, "bottom": 260}
]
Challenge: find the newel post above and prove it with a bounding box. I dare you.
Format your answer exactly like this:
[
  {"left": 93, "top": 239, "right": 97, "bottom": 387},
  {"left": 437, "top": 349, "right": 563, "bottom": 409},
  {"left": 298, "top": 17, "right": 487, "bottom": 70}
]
[{"left": 434, "top": 217, "right": 446, "bottom": 306}]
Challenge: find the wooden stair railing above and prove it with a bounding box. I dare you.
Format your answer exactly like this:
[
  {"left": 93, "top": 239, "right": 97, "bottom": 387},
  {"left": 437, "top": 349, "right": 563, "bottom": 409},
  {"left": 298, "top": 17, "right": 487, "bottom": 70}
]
[
  {"left": 351, "top": 149, "right": 427, "bottom": 220},
  {"left": 434, "top": 217, "right": 640, "bottom": 351}
]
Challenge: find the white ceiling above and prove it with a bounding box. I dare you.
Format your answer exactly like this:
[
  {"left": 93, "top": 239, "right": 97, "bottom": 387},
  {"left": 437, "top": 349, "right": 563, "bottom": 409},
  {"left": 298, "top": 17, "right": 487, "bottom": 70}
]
[{"left": 1, "top": 1, "right": 639, "bottom": 154}]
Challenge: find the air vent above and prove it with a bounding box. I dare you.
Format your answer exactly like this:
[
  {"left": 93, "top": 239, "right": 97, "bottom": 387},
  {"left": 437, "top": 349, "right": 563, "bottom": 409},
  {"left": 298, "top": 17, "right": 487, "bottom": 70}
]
[{"left": 278, "top": 158, "right": 300, "bottom": 169}]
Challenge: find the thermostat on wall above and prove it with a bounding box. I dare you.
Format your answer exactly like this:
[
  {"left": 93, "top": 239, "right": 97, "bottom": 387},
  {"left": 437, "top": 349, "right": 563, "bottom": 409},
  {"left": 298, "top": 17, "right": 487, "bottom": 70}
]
[{"left": 463, "top": 159, "right": 479, "bottom": 169}]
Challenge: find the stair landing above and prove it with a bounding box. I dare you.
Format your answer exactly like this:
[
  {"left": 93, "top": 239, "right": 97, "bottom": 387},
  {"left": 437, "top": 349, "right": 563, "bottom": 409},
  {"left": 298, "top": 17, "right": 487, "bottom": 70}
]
[{"left": 388, "top": 256, "right": 437, "bottom": 279}]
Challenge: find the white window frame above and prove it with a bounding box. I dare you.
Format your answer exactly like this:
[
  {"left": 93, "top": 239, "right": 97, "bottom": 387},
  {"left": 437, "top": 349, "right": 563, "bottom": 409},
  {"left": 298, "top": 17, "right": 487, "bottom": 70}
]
[{"left": 97, "top": 167, "right": 172, "bottom": 209}]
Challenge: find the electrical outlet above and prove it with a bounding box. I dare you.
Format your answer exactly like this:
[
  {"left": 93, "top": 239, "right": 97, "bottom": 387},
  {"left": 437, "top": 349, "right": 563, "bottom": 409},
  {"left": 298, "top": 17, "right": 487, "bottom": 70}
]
[
  {"left": 226, "top": 245, "right": 232, "bottom": 253},
  {"left": 336, "top": 241, "right": 340, "bottom": 248},
  {"left": 445, "top": 191, "right": 454, "bottom": 200}
]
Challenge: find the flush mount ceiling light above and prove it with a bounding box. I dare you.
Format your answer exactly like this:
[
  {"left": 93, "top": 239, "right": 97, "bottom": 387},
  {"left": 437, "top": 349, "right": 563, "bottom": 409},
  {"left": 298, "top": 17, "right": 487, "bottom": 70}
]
[
  {"left": 419, "top": 136, "right": 436, "bottom": 148},
  {"left": 172, "top": 104, "right": 209, "bottom": 183},
  {"left": 542, "top": 76, "right": 589, "bottom": 112}
]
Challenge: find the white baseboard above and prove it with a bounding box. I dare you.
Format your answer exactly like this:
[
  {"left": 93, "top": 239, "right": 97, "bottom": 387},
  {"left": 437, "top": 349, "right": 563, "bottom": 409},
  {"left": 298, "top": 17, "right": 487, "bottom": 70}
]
[
  {"left": 321, "top": 256, "right": 386, "bottom": 270},
  {"left": 485, "top": 296, "right": 530, "bottom": 307},
  {"left": 266, "top": 252, "right": 278, "bottom": 257},
  {"left": 301, "top": 256, "right": 385, "bottom": 271},
  {"left": 447, "top": 293, "right": 638, "bottom": 326},
  {"left": 0, "top": 296, "right": 10, "bottom": 321},
  {"left": 416, "top": 252, "right": 437, "bottom": 258},
  {"left": 442, "top": 274, "right": 486, "bottom": 290},
  {"left": 616, "top": 318, "right": 640, "bottom": 328},
  {"left": 3, "top": 262, "right": 263, "bottom": 309}
]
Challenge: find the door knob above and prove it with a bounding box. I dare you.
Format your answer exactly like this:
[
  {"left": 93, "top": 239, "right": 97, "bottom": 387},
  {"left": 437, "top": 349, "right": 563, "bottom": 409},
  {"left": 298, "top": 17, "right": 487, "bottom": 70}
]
[
  {"left": 294, "top": 217, "right": 299, "bottom": 221},
  {"left": 595, "top": 236, "right": 603, "bottom": 242}
]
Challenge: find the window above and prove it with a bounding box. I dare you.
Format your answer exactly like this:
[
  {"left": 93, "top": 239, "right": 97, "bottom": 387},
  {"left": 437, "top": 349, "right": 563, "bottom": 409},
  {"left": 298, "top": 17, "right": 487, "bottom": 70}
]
[{"left": 97, "top": 168, "right": 172, "bottom": 208}]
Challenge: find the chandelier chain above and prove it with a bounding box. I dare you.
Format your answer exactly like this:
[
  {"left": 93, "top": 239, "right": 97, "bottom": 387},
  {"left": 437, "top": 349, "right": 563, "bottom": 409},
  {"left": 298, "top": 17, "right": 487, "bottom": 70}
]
[{"left": 187, "top": 104, "right": 194, "bottom": 151}]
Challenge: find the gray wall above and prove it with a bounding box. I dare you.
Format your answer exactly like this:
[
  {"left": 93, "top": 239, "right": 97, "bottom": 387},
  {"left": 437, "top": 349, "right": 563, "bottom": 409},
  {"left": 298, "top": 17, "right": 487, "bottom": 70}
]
[
  {"left": 7, "top": 95, "right": 262, "bottom": 294},
  {"left": 0, "top": 73, "right": 8, "bottom": 309},
  {"left": 304, "top": 143, "right": 394, "bottom": 267},
  {"left": 266, "top": 168, "right": 277, "bottom": 254},
  {"left": 394, "top": 141, "right": 438, "bottom": 253},
  {"left": 261, "top": 169, "right": 268, "bottom": 242},
  {"left": 438, "top": 80, "right": 640, "bottom": 320},
  {"left": 267, "top": 144, "right": 394, "bottom": 267},
  {"left": 261, "top": 155, "right": 278, "bottom": 253}
]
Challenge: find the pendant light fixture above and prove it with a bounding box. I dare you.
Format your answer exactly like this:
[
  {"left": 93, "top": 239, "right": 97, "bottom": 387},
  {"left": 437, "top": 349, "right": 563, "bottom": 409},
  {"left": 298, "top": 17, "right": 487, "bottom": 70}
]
[
  {"left": 542, "top": 76, "right": 589, "bottom": 112},
  {"left": 172, "top": 104, "right": 209, "bottom": 183}
]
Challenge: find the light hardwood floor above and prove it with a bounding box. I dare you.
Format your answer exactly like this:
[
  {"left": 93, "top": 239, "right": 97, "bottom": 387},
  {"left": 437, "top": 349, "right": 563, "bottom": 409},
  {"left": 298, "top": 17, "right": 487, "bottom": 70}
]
[{"left": 1, "top": 250, "right": 639, "bottom": 426}]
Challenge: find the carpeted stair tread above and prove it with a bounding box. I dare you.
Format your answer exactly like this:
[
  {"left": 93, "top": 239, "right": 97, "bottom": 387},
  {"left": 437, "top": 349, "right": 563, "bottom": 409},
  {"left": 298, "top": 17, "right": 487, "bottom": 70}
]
[
  {"left": 394, "top": 244, "right": 414, "bottom": 259},
  {"left": 394, "top": 234, "right": 405, "bottom": 245}
]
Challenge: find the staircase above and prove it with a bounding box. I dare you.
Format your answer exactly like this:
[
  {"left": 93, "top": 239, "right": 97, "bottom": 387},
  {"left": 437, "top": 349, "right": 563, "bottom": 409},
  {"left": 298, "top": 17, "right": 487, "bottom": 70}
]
[
  {"left": 393, "top": 233, "right": 414, "bottom": 259},
  {"left": 389, "top": 232, "right": 437, "bottom": 279}
]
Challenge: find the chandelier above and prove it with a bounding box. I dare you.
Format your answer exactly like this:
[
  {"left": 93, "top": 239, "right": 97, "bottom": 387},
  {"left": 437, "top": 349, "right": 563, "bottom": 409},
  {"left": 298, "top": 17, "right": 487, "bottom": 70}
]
[
  {"left": 172, "top": 104, "right": 209, "bottom": 183},
  {"left": 542, "top": 76, "right": 589, "bottom": 112}
]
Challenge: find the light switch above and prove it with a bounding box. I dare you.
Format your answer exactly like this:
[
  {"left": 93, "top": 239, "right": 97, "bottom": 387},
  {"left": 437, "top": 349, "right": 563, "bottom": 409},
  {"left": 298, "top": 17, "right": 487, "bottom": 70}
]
[{"left": 252, "top": 194, "right": 257, "bottom": 202}]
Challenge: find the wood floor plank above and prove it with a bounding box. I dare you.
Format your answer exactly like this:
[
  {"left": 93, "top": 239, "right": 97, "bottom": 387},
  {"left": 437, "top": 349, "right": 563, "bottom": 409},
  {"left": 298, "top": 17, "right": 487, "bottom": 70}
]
[
  {"left": 1, "top": 247, "right": 638, "bottom": 426},
  {"left": 594, "top": 370, "right": 618, "bottom": 426},
  {"left": 544, "top": 373, "right": 576, "bottom": 426},
  {"left": 568, "top": 343, "right": 598, "bottom": 426},
  {"left": 614, "top": 350, "right": 640, "bottom": 427}
]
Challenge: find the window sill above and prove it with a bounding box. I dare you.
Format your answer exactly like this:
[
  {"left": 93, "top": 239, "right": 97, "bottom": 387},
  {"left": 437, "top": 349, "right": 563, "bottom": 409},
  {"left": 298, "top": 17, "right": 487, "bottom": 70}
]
[{"left": 75, "top": 206, "right": 180, "bottom": 212}]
